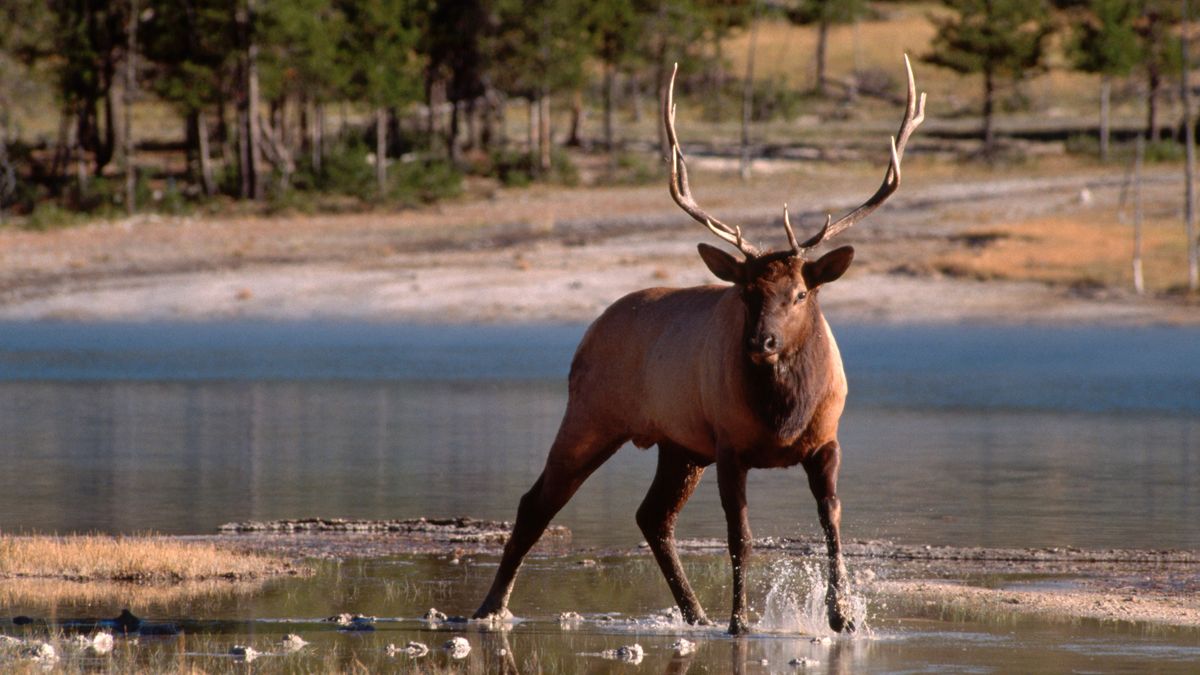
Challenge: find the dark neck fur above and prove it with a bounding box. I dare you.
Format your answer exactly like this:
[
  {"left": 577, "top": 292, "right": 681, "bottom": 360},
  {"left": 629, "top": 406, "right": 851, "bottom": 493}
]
[{"left": 744, "top": 303, "right": 833, "bottom": 441}]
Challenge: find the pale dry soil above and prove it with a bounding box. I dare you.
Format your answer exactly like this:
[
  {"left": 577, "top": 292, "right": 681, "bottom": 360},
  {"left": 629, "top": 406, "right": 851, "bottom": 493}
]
[{"left": 1, "top": 160, "right": 1197, "bottom": 324}]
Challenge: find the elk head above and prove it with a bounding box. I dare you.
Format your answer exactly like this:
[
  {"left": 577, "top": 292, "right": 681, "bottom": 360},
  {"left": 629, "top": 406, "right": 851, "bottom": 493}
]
[{"left": 664, "top": 57, "right": 925, "bottom": 365}]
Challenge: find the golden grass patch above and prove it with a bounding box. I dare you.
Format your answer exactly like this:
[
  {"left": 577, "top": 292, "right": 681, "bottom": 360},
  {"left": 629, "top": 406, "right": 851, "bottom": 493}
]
[
  {"left": 0, "top": 534, "right": 299, "bottom": 582},
  {"left": 930, "top": 211, "right": 1193, "bottom": 293}
]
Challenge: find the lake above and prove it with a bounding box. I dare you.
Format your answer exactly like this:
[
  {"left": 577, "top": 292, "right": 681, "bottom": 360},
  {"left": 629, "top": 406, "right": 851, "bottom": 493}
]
[
  {"left": 0, "top": 320, "right": 1196, "bottom": 550},
  {"left": 2, "top": 320, "right": 1199, "bottom": 673}
]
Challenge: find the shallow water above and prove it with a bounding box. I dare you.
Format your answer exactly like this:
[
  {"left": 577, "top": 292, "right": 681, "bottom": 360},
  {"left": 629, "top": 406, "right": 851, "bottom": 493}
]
[
  {"left": 4, "top": 553, "right": 1200, "bottom": 673},
  {"left": 0, "top": 321, "right": 1196, "bottom": 550}
]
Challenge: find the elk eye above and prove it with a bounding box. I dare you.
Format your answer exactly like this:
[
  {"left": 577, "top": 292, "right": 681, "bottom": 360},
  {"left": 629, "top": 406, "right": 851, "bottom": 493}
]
[{"left": 794, "top": 291, "right": 807, "bottom": 304}]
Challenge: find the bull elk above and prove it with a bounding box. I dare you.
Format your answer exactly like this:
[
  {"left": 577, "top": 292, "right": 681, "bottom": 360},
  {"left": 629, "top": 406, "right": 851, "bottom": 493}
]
[{"left": 474, "top": 57, "right": 925, "bottom": 635}]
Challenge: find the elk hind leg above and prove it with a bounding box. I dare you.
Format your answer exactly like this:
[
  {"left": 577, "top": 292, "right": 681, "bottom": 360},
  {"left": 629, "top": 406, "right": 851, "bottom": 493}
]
[
  {"left": 635, "top": 442, "right": 710, "bottom": 625},
  {"left": 473, "top": 425, "right": 624, "bottom": 621}
]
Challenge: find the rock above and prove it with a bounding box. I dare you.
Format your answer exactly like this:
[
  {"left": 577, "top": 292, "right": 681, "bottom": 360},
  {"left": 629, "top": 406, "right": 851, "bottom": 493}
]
[
  {"left": 558, "top": 611, "right": 583, "bottom": 628},
  {"left": 671, "top": 638, "right": 696, "bottom": 656},
  {"left": 69, "top": 633, "right": 114, "bottom": 655},
  {"left": 601, "top": 643, "right": 644, "bottom": 664},
  {"left": 423, "top": 608, "right": 448, "bottom": 623},
  {"left": 577, "top": 559, "right": 597, "bottom": 567},
  {"left": 327, "top": 613, "right": 375, "bottom": 630},
  {"left": 443, "top": 637, "right": 471, "bottom": 659},
  {"left": 12, "top": 616, "right": 33, "bottom": 626},
  {"left": 387, "top": 641, "right": 429, "bottom": 658},
  {"left": 789, "top": 657, "right": 820, "bottom": 667},
  {"left": 810, "top": 636, "right": 832, "bottom": 645},
  {"left": 281, "top": 634, "right": 308, "bottom": 651},
  {"left": 230, "top": 645, "right": 259, "bottom": 662},
  {"left": 0, "top": 635, "right": 22, "bottom": 647},
  {"left": 112, "top": 609, "right": 141, "bottom": 634},
  {"left": 22, "top": 642, "right": 58, "bottom": 663},
  {"left": 760, "top": 658, "right": 770, "bottom": 665}
]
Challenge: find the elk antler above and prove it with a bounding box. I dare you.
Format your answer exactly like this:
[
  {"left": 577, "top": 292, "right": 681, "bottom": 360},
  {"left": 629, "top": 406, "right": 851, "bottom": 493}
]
[
  {"left": 799, "top": 54, "right": 926, "bottom": 251},
  {"left": 664, "top": 64, "right": 760, "bottom": 257}
]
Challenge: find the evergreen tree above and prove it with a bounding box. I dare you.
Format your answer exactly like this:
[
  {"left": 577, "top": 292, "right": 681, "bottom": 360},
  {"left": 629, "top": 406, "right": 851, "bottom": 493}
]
[
  {"left": 786, "top": 0, "right": 867, "bottom": 96},
  {"left": 1070, "top": 0, "right": 1140, "bottom": 159},
  {"left": 1133, "top": 0, "right": 1181, "bottom": 141},
  {"left": 925, "top": 0, "right": 1054, "bottom": 154},
  {"left": 337, "top": 0, "right": 426, "bottom": 194}
]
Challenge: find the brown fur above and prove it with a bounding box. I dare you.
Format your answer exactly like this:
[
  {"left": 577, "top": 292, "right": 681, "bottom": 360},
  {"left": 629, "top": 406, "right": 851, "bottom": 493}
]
[{"left": 474, "top": 244, "right": 858, "bottom": 634}]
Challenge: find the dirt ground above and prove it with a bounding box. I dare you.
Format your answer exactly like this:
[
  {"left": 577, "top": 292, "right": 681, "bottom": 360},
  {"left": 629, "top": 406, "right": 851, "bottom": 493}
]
[{"left": 1, "top": 159, "right": 1197, "bottom": 325}]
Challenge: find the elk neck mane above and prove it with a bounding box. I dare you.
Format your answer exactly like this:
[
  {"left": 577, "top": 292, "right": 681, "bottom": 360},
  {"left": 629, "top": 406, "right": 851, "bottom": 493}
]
[{"left": 742, "top": 299, "right": 834, "bottom": 443}]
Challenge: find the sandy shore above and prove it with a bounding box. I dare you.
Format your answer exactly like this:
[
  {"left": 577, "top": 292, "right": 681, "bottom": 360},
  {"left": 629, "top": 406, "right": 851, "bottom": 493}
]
[{"left": 1, "top": 163, "right": 1196, "bottom": 325}]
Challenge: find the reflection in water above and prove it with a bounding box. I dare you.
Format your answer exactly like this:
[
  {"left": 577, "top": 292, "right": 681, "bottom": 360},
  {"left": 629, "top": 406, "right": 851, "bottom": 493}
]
[
  {"left": 0, "top": 322, "right": 1197, "bottom": 550},
  {"left": 0, "top": 378, "right": 1195, "bottom": 549}
]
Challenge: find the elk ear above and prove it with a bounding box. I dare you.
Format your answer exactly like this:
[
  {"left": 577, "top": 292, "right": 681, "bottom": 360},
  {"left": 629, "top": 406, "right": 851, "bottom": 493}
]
[
  {"left": 697, "top": 243, "right": 745, "bottom": 283},
  {"left": 803, "top": 246, "right": 855, "bottom": 288}
]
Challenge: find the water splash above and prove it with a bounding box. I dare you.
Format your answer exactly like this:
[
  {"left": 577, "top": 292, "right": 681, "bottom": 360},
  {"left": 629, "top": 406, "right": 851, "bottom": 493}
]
[{"left": 756, "top": 557, "right": 869, "bottom": 636}]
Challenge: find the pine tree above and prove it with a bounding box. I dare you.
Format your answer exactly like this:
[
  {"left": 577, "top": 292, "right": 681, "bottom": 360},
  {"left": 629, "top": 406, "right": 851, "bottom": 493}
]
[
  {"left": 925, "top": 0, "right": 1054, "bottom": 155},
  {"left": 786, "top": 0, "right": 867, "bottom": 96},
  {"left": 1070, "top": 0, "right": 1140, "bottom": 159}
]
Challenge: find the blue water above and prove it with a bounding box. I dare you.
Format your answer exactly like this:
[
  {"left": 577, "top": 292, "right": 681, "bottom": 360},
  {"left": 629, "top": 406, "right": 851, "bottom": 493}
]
[{"left": 0, "top": 321, "right": 1196, "bottom": 549}]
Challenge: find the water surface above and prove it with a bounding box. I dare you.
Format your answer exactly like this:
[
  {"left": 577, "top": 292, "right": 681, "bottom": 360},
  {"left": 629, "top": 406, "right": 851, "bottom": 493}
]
[{"left": 0, "top": 321, "right": 1196, "bottom": 550}]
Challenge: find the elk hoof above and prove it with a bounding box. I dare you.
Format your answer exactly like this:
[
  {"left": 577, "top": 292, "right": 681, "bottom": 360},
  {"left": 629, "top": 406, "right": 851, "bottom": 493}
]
[
  {"left": 828, "top": 613, "right": 856, "bottom": 634},
  {"left": 727, "top": 615, "right": 751, "bottom": 635},
  {"left": 471, "top": 603, "right": 513, "bottom": 623}
]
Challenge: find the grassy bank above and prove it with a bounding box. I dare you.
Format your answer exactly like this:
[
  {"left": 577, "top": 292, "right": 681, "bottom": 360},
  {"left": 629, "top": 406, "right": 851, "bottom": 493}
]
[{"left": 0, "top": 534, "right": 301, "bottom": 582}]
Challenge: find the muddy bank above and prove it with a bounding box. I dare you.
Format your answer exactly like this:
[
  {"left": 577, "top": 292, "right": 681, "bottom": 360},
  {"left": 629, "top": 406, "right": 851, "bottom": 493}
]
[{"left": 193, "top": 519, "right": 1200, "bottom": 628}]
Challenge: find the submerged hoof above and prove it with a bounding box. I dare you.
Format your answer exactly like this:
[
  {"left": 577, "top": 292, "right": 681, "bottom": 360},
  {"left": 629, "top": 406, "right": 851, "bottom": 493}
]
[
  {"left": 727, "top": 616, "right": 751, "bottom": 636},
  {"left": 827, "top": 612, "right": 856, "bottom": 634}
]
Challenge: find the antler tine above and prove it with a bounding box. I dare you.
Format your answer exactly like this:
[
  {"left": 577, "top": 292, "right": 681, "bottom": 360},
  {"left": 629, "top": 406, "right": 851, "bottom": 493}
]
[
  {"left": 801, "top": 54, "right": 926, "bottom": 250},
  {"left": 782, "top": 204, "right": 800, "bottom": 252},
  {"left": 664, "top": 63, "right": 759, "bottom": 257}
]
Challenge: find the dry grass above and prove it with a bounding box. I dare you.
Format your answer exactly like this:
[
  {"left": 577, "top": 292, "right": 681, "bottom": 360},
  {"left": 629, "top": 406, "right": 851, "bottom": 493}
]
[
  {"left": 0, "top": 577, "right": 267, "bottom": 611},
  {"left": 928, "top": 210, "right": 1192, "bottom": 293},
  {"left": 0, "top": 534, "right": 299, "bottom": 583}
]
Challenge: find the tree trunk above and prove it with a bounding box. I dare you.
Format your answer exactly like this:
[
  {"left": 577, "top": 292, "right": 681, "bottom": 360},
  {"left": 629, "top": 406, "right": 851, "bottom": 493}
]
[
  {"left": 311, "top": 101, "right": 324, "bottom": 174},
  {"left": 1133, "top": 135, "right": 1145, "bottom": 294},
  {"left": 539, "top": 94, "right": 551, "bottom": 173},
  {"left": 566, "top": 89, "right": 583, "bottom": 147},
  {"left": 1184, "top": 0, "right": 1199, "bottom": 292},
  {"left": 0, "top": 121, "right": 15, "bottom": 225},
  {"left": 246, "top": 0, "right": 264, "bottom": 200},
  {"left": 983, "top": 67, "right": 996, "bottom": 154},
  {"left": 740, "top": 3, "right": 759, "bottom": 181},
  {"left": 527, "top": 96, "right": 539, "bottom": 169},
  {"left": 815, "top": 19, "right": 829, "bottom": 96},
  {"left": 124, "top": 0, "right": 137, "bottom": 213},
  {"left": 448, "top": 99, "right": 461, "bottom": 163},
  {"left": 1099, "top": 75, "right": 1111, "bottom": 162},
  {"left": 1148, "top": 70, "right": 1162, "bottom": 141},
  {"left": 604, "top": 61, "right": 617, "bottom": 172},
  {"left": 375, "top": 106, "right": 387, "bottom": 195},
  {"left": 710, "top": 34, "right": 724, "bottom": 121},
  {"left": 197, "top": 109, "right": 215, "bottom": 196}
]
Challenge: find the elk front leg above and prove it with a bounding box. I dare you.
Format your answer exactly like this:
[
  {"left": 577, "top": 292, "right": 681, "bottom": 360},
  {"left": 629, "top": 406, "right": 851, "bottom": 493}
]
[
  {"left": 803, "top": 440, "right": 855, "bottom": 633},
  {"left": 716, "top": 450, "right": 752, "bottom": 635},
  {"left": 636, "top": 443, "right": 710, "bottom": 625}
]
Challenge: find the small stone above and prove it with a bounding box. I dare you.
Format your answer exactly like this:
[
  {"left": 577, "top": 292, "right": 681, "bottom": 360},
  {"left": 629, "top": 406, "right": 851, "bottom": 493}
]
[
  {"left": 601, "top": 643, "right": 644, "bottom": 664},
  {"left": 328, "top": 613, "right": 375, "bottom": 630},
  {"left": 23, "top": 642, "right": 57, "bottom": 663},
  {"left": 443, "top": 637, "right": 471, "bottom": 659},
  {"left": 760, "top": 658, "right": 770, "bottom": 665},
  {"left": 577, "top": 559, "right": 597, "bottom": 567},
  {"left": 558, "top": 611, "right": 584, "bottom": 628},
  {"left": 230, "top": 645, "right": 258, "bottom": 662},
  {"left": 424, "top": 608, "right": 448, "bottom": 623},
  {"left": 789, "top": 657, "right": 820, "bottom": 667},
  {"left": 671, "top": 638, "right": 696, "bottom": 656},
  {"left": 810, "top": 636, "right": 832, "bottom": 646},
  {"left": 281, "top": 634, "right": 308, "bottom": 651},
  {"left": 388, "top": 641, "right": 429, "bottom": 658}
]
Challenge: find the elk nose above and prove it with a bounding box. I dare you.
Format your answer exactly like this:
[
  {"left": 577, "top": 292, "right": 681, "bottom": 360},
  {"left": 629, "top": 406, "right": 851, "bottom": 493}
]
[{"left": 752, "top": 333, "right": 778, "bottom": 355}]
